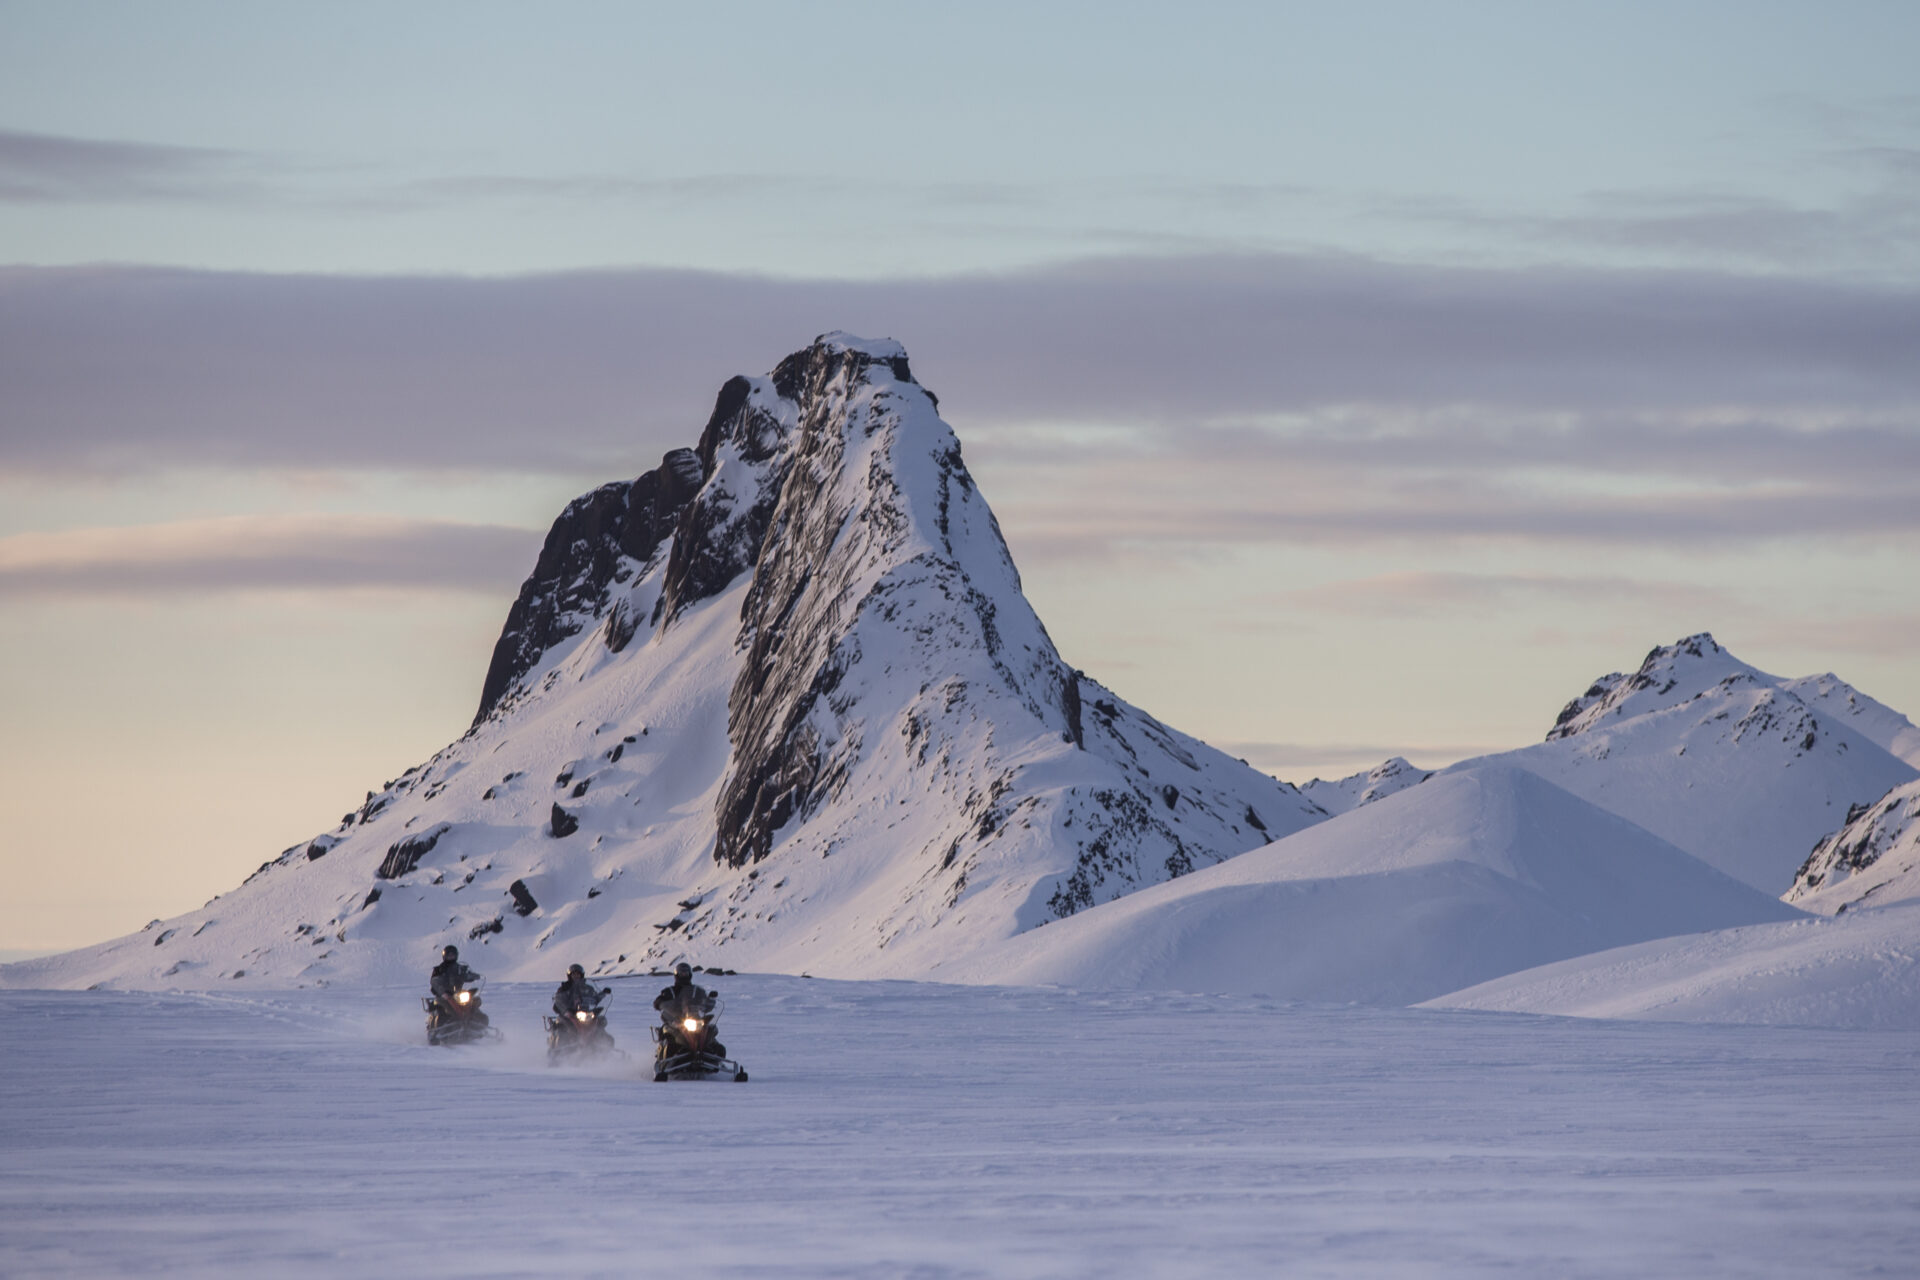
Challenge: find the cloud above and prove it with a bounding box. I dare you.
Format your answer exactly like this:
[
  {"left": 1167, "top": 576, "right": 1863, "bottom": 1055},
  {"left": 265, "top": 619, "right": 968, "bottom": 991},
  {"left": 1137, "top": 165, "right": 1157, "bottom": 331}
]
[
  {"left": 2, "top": 255, "right": 1915, "bottom": 551},
  {"left": 1745, "top": 611, "right": 1920, "bottom": 660},
  {"left": 1277, "top": 572, "right": 1737, "bottom": 618},
  {"left": 0, "top": 515, "right": 540, "bottom": 598},
  {"left": 0, "top": 130, "right": 259, "bottom": 204}
]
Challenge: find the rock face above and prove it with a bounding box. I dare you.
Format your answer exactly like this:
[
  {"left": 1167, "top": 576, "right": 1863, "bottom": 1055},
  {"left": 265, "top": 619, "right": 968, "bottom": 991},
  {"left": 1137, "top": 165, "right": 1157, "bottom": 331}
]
[
  {"left": 1453, "top": 633, "right": 1918, "bottom": 893},
  {"left": 27, "top": 333, "right": 1325, "bottom": 991},
  {"left": 1788, "top": 779, "right": 1920, "bottom": 915},
  {"left": 474, "top": 447, "right": 705, "bottom": 723}
]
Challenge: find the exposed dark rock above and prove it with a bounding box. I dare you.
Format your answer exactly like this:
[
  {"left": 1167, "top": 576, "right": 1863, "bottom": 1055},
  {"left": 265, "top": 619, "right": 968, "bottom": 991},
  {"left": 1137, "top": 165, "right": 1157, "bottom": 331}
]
[
  {"left": 555, "top": 766, "right": 574, "bottom": 787},
  {"left": 549, "top": 804, "right": 579, "bottom": 838},
  {"left": 1047, "top": 788, "right": 1195, "bottom": 918},
  {"left": 376, "top": 825, "right": 450, "bottom": 880},
  {"left": 468, "top": 916, "right": 503, "bottom": 940},
  {"left": 570, "top": 779, "right": 590, "bottom": 798},
  {"left": 654, "top": 377, "right": 796, "bottom": 627},
  {"left": 1244, "top": 806, "right": 1268, "bottom": 834},
  {"left": 361, "top": 886, "right": 382, "bottom": 910},
  {"left": 1061, "top": 671, "right": 1084, "bottom": 747},
  {"left": 1160, "top": 784, "right": 1180, "bottom": 809},
  {"left": 474, "top": 447, "right": 707, "bottom": 724},
  {"left": 304, "top": 837, "right": 336, "bottom": 861},
  {"left": 507, "top": 880, "right": 539, "bottom": 916},
  {"left": 607, "top": 743, "right": 624, "bottom": 763},
  {"left": 603, "top": 600, "right": 642, "bottom": 654}
]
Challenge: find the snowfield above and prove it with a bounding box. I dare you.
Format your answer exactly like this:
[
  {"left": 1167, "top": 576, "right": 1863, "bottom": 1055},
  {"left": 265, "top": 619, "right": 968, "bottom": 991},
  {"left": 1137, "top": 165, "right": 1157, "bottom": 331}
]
[{"left": 5, "top": 978, "right": 1920, "bottom": 1279}]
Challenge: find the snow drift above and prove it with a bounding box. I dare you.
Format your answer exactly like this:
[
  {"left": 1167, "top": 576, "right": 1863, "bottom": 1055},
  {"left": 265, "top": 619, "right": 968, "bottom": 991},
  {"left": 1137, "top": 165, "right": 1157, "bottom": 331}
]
[
  {"left": 953, "top": 764, "right": 1800, "bottom": 1004},
  {"left": 1428, "top": 898, "right": 1920, "bottom": 1030}
]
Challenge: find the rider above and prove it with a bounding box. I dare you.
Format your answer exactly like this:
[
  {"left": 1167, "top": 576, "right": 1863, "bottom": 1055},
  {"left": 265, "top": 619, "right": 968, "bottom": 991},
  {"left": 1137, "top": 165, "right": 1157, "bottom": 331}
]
[
  {"left": 553, "top": 963, "right": 610, "bottom": 1021},
  {"left": 431, "top": 944, "right": 479, "bottom": 1000},
  {"left": 428, "top": 944, "right": 487, "bottom": 1030},
  {"left": 653, "top": 962, "right": 724, "bottom": 1060}
]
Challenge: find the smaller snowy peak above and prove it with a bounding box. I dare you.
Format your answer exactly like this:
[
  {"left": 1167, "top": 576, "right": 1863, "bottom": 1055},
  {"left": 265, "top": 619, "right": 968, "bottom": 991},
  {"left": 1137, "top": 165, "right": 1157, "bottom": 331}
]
[
  {"left": 1463, "top": 632, "right": 1919, "bottom": 892},
  {"left": 1780, "top": 673, "right": 1920, "bottom": 769},
  {"left": 1299, "top": 756, "right": 1433, "bottom": 817},
  {"left": 1787, "top": 778, "right": 1920, "bottom": 915},
  {"left": 1545, "top": 633, "right": 1755, "bottom": 740}
]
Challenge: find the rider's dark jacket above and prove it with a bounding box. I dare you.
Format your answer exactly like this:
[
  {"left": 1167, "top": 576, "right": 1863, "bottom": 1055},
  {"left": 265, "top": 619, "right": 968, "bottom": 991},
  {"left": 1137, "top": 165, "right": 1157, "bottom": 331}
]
[
  {"left": 430, "top": 958, "right": 478, "bottom": 1000},
  {"left": 553, "top": 975, "right": 604, "bottom": 1018},
  {"left": 653, "top": 976, "right": 713, "bottom": 1018}
]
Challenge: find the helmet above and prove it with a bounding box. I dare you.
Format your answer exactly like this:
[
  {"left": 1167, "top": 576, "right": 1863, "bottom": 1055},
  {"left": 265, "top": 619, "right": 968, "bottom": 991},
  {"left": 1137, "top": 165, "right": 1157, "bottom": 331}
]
[
  {"left": 674, "top": 962, "right": 693, "bottom": 981},
  {"left": 442, "top": 945, "right": 458, "bottom": 960},
  {"left": 568, "top": 963, "right": 585, "bottom": 978}
]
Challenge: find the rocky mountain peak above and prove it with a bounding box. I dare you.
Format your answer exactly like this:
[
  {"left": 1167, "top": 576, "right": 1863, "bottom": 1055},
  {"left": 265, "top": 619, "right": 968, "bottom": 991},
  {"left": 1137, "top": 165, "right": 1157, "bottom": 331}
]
[
  {"left": 1545, "top": 632, "right": 1754, "bottom": 741},
  {"left": 714, "top": 334, "right": 1071, "bottom": 867},
  {"left": 27, "top": 333, "right": 1327, "bottom": 990}
]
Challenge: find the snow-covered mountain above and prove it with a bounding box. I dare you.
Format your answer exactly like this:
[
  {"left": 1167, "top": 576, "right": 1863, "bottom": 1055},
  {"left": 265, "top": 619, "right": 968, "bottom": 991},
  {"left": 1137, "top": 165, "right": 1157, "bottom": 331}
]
[
  {"left": 9, "top": 333, "right": 1324, "bottom": 991},
  {"left": 954, "top": 764, "right": 1798, "bottom": 1004},
  {"left": 1298, "top": 756, "right": 1432, "bottom": 817},
  {"left": 1786, "top": 778, "right": 1920, "bottom": 915},
  {"left": 1454, "top": 634, "right": 1918, "bottom": 893}
]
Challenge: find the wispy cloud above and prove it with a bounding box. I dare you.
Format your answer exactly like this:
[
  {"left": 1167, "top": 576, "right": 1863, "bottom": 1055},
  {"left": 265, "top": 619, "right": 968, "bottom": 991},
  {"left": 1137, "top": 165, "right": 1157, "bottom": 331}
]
[
  {"left": 0, "top": 129, "right": 261, "bottom": 204},
  {"left": 1277, "top": 572, "right": 1738, "bottom": 618},
  {"left": 0, "top": 515, "right": 540, "bottom": 597}
]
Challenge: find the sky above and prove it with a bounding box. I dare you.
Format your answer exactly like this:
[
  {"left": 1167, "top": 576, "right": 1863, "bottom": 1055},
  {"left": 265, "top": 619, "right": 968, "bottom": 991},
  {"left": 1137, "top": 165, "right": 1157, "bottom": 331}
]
[{"left": 2, "top": 1, "right": 1918, "bottom": 952}]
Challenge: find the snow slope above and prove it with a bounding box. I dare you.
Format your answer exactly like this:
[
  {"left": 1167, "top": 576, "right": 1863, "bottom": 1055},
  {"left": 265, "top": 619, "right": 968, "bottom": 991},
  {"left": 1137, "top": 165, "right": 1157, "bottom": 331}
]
[
  {"left": 953, "top": 765, "right": 1798, "bottom": 1004},
  {"left": 1787, "top": 777, "right": 1920, "bottom": 915},
  {"left": 1455, "top": 634, "right": 1918, "bottom": 893},
  {"left": 1782, "top": 672, "right": 1920, "bottom": 768},
  {"left": 5, "top": 981, "right": 1918, "bottom": 1278},
  {"left": 10, "top": 334, "right": 1321, "bottom": 992},
  {"left": 1428, "top": 898, "right": 1920, "bottom": 1030}
]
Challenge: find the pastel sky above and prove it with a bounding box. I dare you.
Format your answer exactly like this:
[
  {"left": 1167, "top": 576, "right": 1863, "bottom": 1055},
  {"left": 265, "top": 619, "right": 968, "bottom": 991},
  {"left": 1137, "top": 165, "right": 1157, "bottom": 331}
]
[{"left": 3, "top": 1, "right": 1917, "bottom": 953}]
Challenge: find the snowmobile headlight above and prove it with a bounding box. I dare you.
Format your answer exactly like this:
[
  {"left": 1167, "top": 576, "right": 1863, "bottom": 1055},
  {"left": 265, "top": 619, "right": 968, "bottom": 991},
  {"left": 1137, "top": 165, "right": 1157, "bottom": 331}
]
[
  {"left": 682, "top": 1017, "right": 701, "bottom": 1033},
  {"left": 575, "top": 1010, "right": 592, "bottom": 1022},
  {"left": 455, "top": 991, "right": 471, "bottom": 1005}
]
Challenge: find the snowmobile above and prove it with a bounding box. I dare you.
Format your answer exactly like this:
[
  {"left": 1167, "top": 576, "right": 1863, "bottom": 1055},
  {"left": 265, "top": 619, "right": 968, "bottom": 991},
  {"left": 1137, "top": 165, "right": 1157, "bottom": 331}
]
[
  {"left": 544, "top": 993, "right": 618, "bottom": 1065},
  {"left": 422, "top": 977, "right": 498, "bottom": 1046},
  {"left": 651, "top": 994, "right": 747, "bottom": 1082}
]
